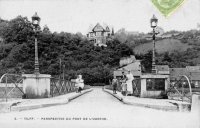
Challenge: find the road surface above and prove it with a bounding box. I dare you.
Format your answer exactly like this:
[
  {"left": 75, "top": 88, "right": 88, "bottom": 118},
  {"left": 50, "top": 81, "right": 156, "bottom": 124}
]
[{"left": 0, "top": 87, "right": 195, "bottom": 128}]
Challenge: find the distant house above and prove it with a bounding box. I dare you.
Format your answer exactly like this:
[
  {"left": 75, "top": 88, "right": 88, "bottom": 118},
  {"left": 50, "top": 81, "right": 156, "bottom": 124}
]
[
  {"left": 119, "top": 55, "right": 136, "bottom": 67},
  {"left": 169, "top": 66, "right": 200, "bottom": 87},
  {"left": 186, "top": 66, "right": 200, "bottom": 71},
  {"left": 114, "top": 56, "right": 141, "bottom": 78},
  {"left": 169, "top": 68, "right": 186, "bottom": 80},
  {"left": 186, "top": 66, "right": 200, "bottom": 87},
  {"left": 87, "top": 23, "right": 114, "bottom": 47},
  {"left": 155, "top": 65, "right": 170, "bottom": 75}
]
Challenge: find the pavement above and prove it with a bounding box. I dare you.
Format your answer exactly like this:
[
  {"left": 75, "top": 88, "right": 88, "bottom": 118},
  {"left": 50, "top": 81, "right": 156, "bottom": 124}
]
[
  {"left": 103, "top": 88, "right": 191, "bottom": 112},
  {"left": 0, "top": 88, "right": 93, "bottom": 113}
]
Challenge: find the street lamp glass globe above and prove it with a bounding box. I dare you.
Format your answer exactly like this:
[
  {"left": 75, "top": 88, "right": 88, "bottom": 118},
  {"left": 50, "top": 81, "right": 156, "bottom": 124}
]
[
  {"left": 32, "top": 12, "right": 40, "bottom": 27},
  {"left": 150, "top": 15, "right": 158, "bottom": 28}
]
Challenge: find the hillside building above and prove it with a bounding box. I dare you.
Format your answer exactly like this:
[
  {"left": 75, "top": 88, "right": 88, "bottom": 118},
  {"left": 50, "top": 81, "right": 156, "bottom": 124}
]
[
  {"left": 155, "top": 65, "right": 170, "bottom": 75},
  {"left": 87, "top": 23, "right": 114, "bottom": 47},
  {"left": 114, "top": 55, "right": 141, "bottom": 79},
  {"left": 170, "top": 66, "right": 200, "bottom": 88}
]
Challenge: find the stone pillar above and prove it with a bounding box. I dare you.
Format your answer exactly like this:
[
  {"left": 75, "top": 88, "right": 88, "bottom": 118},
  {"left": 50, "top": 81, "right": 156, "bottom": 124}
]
[
  {"left": 165, "top": 77, "right": 170, "bottom": 90},
  {"left": 22, "top": 74, "right": 51, "bottom": 98},
  {"left": 140, "top": 78, "right": 146, "bottom": 98},
  {"left": 191, "top": 94, "right": 200, "bottom": 128}
]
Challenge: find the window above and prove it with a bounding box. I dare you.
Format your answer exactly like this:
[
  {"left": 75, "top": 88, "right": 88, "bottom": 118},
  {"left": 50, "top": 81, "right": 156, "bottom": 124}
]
[
  {"left": 96, "top": 32, "right": 101, "bottom": 36},
  {"left": 146, "top": 78, "right": 165, "bottom": 91},
  {"left": 90, "top": 33, "right": 94, "bottom": 37}
]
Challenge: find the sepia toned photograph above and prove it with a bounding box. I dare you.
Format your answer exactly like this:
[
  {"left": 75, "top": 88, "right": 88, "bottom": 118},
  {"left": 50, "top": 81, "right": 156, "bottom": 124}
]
[{"left": 0, "top": 0, "right": 200, "bottom": 128}]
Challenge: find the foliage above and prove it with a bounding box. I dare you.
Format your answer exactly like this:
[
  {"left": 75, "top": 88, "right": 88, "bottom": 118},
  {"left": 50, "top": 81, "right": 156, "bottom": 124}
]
[
  {"left": 0, "top": 16, "right": 133, "bottom": 85},
  {"left": 1, "top": 15, "right": 200, "bottom": 85}
]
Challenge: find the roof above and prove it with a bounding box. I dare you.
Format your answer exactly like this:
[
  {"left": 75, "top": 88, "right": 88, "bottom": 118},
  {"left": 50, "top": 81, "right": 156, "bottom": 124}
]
[
  {"left": 156, "top": 65, "right": 169, "bottom": 71},
  {"left": 119, "top": 61, "right": 141, "bottom": 71},
  {"left": 170, "top": 68, "right": 187, "bottom": 77},
  {"left": 156, "top": 65, "right": 170, "bottom": 74},
  {"left": 119, "top": 55, "right": 137, "bottom": 67},
  {"left": 186, "top": 66, "right": 200, "bottom": 72},
  {"left": 114, "top": 61, "right": 141, "bottom": 76},
  {"left": 169, "top": 67, "right": 200, "bottom": 81},
  {"left": 92, "top": 23, "right": 105, "bottom": 32}
]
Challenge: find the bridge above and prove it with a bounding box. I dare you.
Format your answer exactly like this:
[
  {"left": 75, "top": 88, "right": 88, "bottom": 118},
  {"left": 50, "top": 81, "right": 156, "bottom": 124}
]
[
  {"left": 0, "top": 87, "right": 198, "bottom": 128},
  {"left": 0, "top": 74, "right": 200, "bottom": 128}
]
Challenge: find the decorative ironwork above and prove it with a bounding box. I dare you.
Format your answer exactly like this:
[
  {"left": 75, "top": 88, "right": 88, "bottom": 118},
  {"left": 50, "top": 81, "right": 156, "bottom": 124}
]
[
  {"left": 167, "top": 75, "right": 192, "bottom": 103},
  {"left": 50, "top": 77, "right": 76, "bottom": 97},
  {"left": 132, "top": 78, "right": 141, "bottom": 96},
  {"left": 0, "top": 73, "right": 25, "bottom": 102}
]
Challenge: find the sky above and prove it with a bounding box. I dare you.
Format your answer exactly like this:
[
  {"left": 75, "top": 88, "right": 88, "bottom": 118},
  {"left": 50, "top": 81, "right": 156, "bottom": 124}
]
[{"left": 0, "top": 0, "right": 200, "bottom": 34}]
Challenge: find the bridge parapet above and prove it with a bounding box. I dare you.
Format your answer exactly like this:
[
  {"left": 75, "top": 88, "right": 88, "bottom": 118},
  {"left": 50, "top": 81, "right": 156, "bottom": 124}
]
[
  {"left": 0, "top": 73, "right": 81, "bottom": 101},
  {"left": 0, "top": 73, "right": 25, "bottom": 102},
  {"left": 50, "top": 77, "right": 76, "bottom": 97}
]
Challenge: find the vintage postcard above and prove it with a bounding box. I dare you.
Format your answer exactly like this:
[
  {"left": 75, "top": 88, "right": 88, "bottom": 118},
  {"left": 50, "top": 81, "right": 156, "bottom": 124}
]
[{"left": 0, "top": 0, "right": 200, "bottom": 128}]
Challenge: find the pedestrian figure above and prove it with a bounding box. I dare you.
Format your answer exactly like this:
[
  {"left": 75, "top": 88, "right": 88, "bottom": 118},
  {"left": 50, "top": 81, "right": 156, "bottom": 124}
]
[
  {"left": 112, "top": 77, "right": 118, "bottom": 94},
  {"left": 121, "top": 72, "right": 127, "bottom": 96},
  {"left": 126, "top": 71, "right": 134, "bottom": 96},
  {"left": 75, "top": 74, "right": 84, "bottom": 93}
]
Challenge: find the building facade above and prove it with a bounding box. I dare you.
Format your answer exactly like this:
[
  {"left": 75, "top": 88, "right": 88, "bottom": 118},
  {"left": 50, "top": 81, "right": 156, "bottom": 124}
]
[
  {"left": 119, "top": 55, "right": 136, "bottom": 67},
  {"left": 155, "top": 65, "right": 170, "bottom": 75},
  {"left": 114, "top": 55, "right": 141, "bottom": 78},
  {"left": 169, "top": 66, "right": 200, "bottom": 88},
  {"left": 87, "top": 23, "right": 114, "bottom": 47}
]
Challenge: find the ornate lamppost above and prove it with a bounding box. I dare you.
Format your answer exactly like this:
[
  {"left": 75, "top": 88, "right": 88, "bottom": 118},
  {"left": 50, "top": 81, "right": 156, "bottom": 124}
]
[
  {"left": 150, "top": 15, "right": 158, "bottom": 74},
  {"left": 22, "top": 13, "right": 51, "bottom": 98},
  {"left": 32, "top": 12, "right": 41, "bottom": 75}
]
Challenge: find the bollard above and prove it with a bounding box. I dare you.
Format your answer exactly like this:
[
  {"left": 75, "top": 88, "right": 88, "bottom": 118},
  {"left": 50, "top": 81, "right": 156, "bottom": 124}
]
[{"left": 191, "top": 94, "right": 200, "bottom": 128}]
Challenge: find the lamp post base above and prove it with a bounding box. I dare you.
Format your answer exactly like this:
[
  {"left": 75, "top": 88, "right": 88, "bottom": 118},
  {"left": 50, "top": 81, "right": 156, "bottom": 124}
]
[
  {"left": 140, "top": 74, "right": 169, "bottom": 98},
  {"left": 152, "top": 65, "right": 157, "bottom": 74},
  {"left": 22, "top": 74, "right": 51, "bottom": 98}
]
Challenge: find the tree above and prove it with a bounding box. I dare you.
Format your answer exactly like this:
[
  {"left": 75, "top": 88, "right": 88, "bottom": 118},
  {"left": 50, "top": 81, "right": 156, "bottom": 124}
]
[{"left": 2, "top": 15, "right": 34, "bottom": 44}]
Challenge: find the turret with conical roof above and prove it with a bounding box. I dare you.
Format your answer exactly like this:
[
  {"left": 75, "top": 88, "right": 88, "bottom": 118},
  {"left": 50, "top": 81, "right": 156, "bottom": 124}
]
[
  {"left": 105, "top": 26, "right": 110, "bottom": 32},
  {"left": 111, "top": 28, "right": 114, "bottom": 36}
]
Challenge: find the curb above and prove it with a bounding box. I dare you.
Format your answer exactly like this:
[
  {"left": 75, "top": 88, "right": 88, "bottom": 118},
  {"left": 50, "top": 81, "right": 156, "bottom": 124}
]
[
  {"left": 0, "top": 103, "right": 14, "bottom": 113},
  {"left": 68, "top": 88, "right": 93, "bottom": 101},
  {"left": 103, "top": 88, "right": 124, "bottom": 101},
  {"left": 10, "top": 100, "right": 69, "bottom": 112},
  {"left": 10, "top": 89, "right": 93, "bottom": 112},
  {"left": 123, "top": 99, "right": 178, "bottom": 111},
  {"left": 103, "top": 88, "right": 178, "bottom": 111}
]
